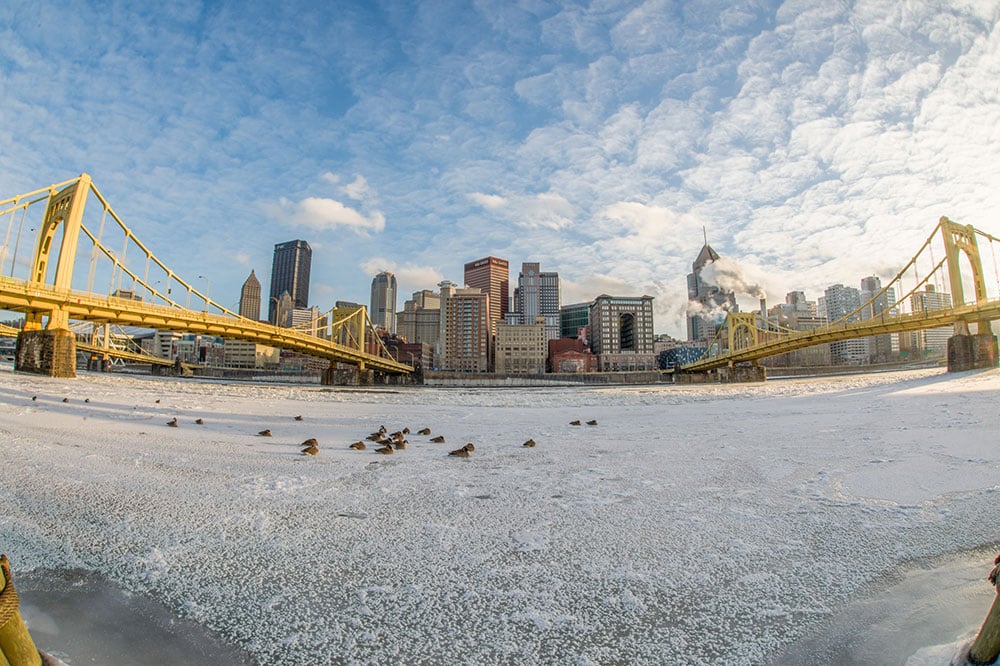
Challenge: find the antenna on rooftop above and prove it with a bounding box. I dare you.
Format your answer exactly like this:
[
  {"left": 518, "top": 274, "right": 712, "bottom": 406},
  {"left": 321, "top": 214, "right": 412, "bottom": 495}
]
[{"left": 703, "top": 226, "right": 708, "bottom": 246}]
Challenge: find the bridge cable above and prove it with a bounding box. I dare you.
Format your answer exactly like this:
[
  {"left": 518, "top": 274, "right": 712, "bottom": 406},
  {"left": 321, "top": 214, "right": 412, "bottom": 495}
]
[
  {"left": 87, "top": 207, "right": 108, "bottom": 293},
  {"left": 989, "top": 234, "right": 1000, "bottom": 298},
  {"left": 0, "top": 204, "right": 18, "bottom": 271},
  {"left": 4, "top": 205, "right": 29, "bottom": 278}
]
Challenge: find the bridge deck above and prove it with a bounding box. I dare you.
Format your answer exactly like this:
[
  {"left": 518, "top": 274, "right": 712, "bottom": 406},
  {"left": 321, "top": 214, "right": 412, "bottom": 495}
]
[
  {"left": 682, "top": 299, "right": 1000, "bottom": 372},
  {"left": 0, "top": 278, "right": 412, "bottom": 374}
]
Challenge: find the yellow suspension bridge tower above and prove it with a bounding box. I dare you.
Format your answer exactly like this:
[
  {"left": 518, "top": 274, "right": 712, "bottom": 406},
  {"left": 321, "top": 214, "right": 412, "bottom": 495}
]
[
  {"left": 0, "top": 175, "right": 412, "bottom": 382},
  {"left": 678, "top": 216, "right": 1000, "bottom": 382}
]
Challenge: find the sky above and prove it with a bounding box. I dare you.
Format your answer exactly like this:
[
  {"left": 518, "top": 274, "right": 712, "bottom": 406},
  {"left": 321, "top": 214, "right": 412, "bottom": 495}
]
[{"left": 2, "top": 0, "right": 1000, "bottom": 338}]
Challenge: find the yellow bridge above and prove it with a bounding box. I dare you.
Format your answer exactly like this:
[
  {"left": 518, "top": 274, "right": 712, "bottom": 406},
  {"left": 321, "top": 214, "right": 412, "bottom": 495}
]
[
  {"left": 682, "top": 217, "right": 1000, "bottom": 377},
  {"left": 0, "top": 175, "right": 411, "bottom": 379}
]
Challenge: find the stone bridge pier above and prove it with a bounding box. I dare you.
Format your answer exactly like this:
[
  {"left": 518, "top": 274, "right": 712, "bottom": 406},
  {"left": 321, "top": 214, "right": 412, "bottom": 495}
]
[
  {"left": 948, "top": 332, "right": 999, "bottom": 372},
  {"left": 15, "top": 329, "right": 77, "bottom": 377}
]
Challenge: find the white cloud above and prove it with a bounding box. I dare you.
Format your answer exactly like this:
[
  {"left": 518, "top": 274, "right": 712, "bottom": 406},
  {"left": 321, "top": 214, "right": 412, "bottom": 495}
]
[
  {"left": 263, "top": 197, "right": 385, "bottom": 234},
  {"left": 699, "top": 256, "right": 766, "bottom": 300},
  {"left": 467, "top": 192, "right": 507, "bottom": 209},
  {"left": 518, "top": 192, "right": 575, "bottom": 230},
  {"left": 341, "top": 175, "right": 371, "bottom": 201},
  {"left": 358, "top": 257, "right": 444, "bottom": 300}
]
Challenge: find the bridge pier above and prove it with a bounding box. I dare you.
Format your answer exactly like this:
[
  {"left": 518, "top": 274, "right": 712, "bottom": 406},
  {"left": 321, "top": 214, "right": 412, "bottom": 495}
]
[
  {"left": 676, "top": 365, "right": 766, "bottom": 384},
  {"left": 948, "top": 332, "right": 999, "bottom": 372},
  {"left": 322, "top": 364, "right": 374, "bottom": 386},
  {"left": 14, "top": 329, "right": 77, "bottom": 377},
  {"left": 718, "top": 365, "right": 766, "bottom": 383}
]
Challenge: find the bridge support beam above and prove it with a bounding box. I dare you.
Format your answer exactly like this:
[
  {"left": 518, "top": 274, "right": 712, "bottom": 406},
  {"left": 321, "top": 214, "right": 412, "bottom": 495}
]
[
  {"left": 948, "top": 333, "right": 999, "bottom": 372},
  {"left": 14, "top": 329, "right": 76, "bottom": 377}
]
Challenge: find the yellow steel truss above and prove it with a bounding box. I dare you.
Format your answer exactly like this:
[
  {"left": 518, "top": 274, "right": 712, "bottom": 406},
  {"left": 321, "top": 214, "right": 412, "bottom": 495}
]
[
  {"left": 0, "top": 175, "right": 411, "bottom": 375},
  {"left": 684, "top": 216, "right": 1000, "bottom": 373}
]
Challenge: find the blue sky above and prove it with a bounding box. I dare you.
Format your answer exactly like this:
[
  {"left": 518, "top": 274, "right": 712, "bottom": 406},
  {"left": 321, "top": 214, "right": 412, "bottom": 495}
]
[{"left": 2, "top": 0, "right": 999, "bottom": 337}]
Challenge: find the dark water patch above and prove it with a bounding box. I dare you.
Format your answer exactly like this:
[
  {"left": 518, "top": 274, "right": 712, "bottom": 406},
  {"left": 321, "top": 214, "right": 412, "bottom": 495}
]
[
  {"left": 772, "top": 547, "right": 999, "bottom": 665},
  {"left": 17, "top": 568, "right": 252, "bottom": 666}
]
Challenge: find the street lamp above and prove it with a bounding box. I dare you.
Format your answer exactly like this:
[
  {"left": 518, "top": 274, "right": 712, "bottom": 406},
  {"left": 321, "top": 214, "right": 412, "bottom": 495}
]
[{"left": 198, "top": 275, "right": 211, "bottom": 313}]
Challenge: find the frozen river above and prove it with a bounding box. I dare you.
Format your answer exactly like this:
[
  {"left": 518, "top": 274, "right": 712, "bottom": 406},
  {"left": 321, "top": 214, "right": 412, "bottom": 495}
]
[{"left": 1, "top": 366, "right": 998, "bottom": 664}]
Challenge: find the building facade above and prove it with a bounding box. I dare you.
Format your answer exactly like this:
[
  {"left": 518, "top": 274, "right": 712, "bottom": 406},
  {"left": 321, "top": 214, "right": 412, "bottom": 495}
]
[
  {"left": 370, "top": 271, "right": 397, "bottom": 333},
  {"left": 464, "top": 256, "right": 509, "bottom": 330},
  {"left": 560, "top": 302, "right": 591, "bottom": 339},
  {"left": 494, "top": 317, "right": 548, "bottom": 374},
  {"left": 903, "top": 284, "right": 952, "bottom": 356},
  {"left": 765, "top": 291, "right": 830, "bottom": 366},
  {"left": 268, "top": 240, "right": 311, "bottom": 324},
  {"left": 860, "top": 275, "right": 897, "bottom": 363},
  {"left": 397, "top": 289, "right": 441, "bottom": 368},
  {"left": 239, "top": 270, "right": 261, "bottom": 321},
  {"left": 223, "top": 339, "right": 258, "bottom": 369},
  {"left": 548, "top": 338, "right": 598, "bottom": 373},
  {"left": 687, "top": 242, "right": 738, "bottom": 342},
  {"left": 589, "top": 294, "right": 657, "bottom": 371},
  {"left": 272, "top": 292, "right": 294, "bottom": 328},
  {"left": 152, "top": 330, "right": 182, "bottom": 360},
  {"left": 512, "top": 262, "right": 561, "bottom": 341},
  {"left": 441, "top": 288, "right": 492, "bottom": 372},
  {"left": 397, "top": 290, "right": 440, "bottom": 340},
  {"left": 289, "top": 306, "right": 321, "bottom": 333},
  {"left": 823, "top": 283, "right": 867, "bottom": 364}
]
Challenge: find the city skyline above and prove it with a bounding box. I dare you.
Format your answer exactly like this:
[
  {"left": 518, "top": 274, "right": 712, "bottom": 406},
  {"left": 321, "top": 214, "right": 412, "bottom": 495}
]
[
  {"left": 236, "top": 234, "right": 938, "bottom": 342},
  {"left": 2, "top": 3, "right": 999, "bottom": 338}
]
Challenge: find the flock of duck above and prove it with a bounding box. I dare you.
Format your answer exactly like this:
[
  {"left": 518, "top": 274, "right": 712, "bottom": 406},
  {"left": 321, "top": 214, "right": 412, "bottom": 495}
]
[
  {"left": 25, "top": 392, "right": 599, "bottom": 459},
  {"left": 159, "top": 413, "right": 599, "bottom": 459}
]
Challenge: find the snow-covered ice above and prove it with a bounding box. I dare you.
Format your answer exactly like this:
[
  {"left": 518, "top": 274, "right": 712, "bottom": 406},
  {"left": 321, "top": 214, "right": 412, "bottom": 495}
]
[{"left": 1, "top": 365, "right": 999, "bottom": 665}]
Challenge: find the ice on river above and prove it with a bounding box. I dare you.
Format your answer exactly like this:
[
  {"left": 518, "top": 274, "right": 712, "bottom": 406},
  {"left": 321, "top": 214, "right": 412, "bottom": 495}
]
[{"left": 1, "top": 365, "right": 999, "bottom": 665}]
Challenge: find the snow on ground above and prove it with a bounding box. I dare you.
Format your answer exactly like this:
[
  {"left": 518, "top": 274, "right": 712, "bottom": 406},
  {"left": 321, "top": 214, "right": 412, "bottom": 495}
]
[{"left": 1, "top": 365, "right": 999, "bottom": 665}]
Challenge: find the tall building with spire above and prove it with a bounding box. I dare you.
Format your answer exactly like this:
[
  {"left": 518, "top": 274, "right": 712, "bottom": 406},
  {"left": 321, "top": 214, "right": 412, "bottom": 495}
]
[
  {"left": 239, "top": 270, "right": 261, "bottom": 321},
  {"left": 686, "top": 235, "right": 737, "bottom": 342},
  {"left": 370, "top": 271, "right": 397, "bottom": 333},
  {"left": 268, "top": 240, "right": 311, "bottom": 324}
]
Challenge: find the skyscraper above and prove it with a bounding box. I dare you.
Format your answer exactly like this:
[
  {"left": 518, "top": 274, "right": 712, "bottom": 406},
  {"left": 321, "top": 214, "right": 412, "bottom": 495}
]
[
  {"left": 239, "top": 270, "right": 261, "bottom": 321},
  {"left": 397, "top": 289, "right": 441, "bottom": 367},
  {"left": 269, "top": 240, "right": 311, "bottom": 324},
  {"left": 370, "top": 271, "right": 397, "bottom": 333},
  {"left": 905, "top": 284, "right": 952, "bottom": 355},
  {"left": 860, "top": 275, "right": 897, "bottom": 362},
  {"left": 442, "top": 287, "right": 491, "bottom": 372},
  {"left": 513, "top": 262, "right": 561, "bottom": 341},
  {"left": 686, "top": 240, "right": 737, "bottom": 342},
  {"left": 464, "top": 256, "right": 509, "bottom": 330},
  {"left": 824, "top": 283, "right": 867, "bottom": 364}
]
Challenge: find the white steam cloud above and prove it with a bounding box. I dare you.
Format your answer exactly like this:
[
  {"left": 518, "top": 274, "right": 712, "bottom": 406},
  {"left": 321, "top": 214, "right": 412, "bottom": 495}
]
[{"left": 699, "top": 257, "right": 766, "bottom": 300}]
